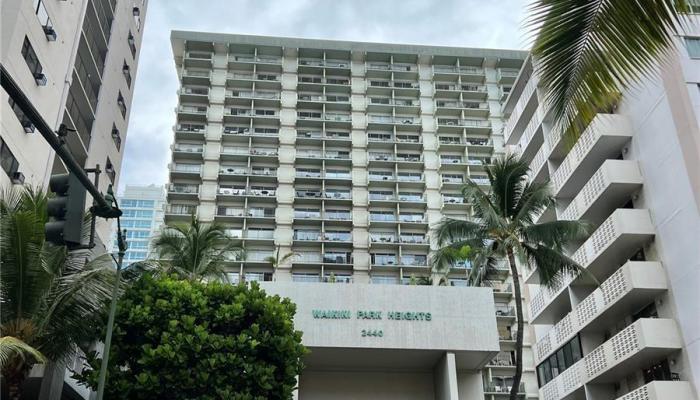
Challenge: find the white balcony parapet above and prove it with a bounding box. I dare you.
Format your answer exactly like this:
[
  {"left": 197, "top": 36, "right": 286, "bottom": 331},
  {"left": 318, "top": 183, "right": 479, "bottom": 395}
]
[
  {"left": 539, "top": 318, "right": 682, "bottom": 400},
  {"left": 559, "top": 160, "right": 642, "bottom": 223},
  {"left": 529, "top": 208, "right": 655, "bottom": 322},
  {"left": 504, "top": 75, "right": 539, "bottom": 144},
  {"left": 551, "top": 114, "right": 633, "bottom": 198},
  {"left": 615, "top": 381, "right": 695, "bottom": 400},
  {"left": 534, "top": 261, "right": 667, "bottom": 363},
  {"left": 528, "top": 141, "right": 550, "bottom": 179},
  {"left": 515, "top": 105, "right": 546, "bottom": 159}
]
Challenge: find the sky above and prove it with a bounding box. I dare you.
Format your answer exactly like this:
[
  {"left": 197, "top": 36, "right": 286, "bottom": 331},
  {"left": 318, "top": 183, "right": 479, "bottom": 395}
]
[{"left": 119, "top": 0, "right": 532, "bottom": 191}]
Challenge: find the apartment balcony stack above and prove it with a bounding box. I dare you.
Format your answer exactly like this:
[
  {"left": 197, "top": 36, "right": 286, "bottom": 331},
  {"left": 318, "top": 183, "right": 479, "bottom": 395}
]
[{"left": 503, "top": 38, "right": 700, "bottom": 400}]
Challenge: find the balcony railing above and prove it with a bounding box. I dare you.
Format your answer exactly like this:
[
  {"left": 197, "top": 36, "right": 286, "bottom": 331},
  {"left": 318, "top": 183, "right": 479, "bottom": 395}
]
[
  {"left": 173, "top": 145, "right": 204, "bottom": 153},
  {"left": 299, "top": 58, "right": 350, "bottom": 68},
  {"left": 437, "top": 118, "right": 491, "bottom": 128},
  {"left": 433, "top": 65, "right": 483, "bottom": 75},
  {"left": 221, "top": 147, "right": 278, "bottom": 156},
  {"left": 168, "top": 184, "right": 198, "bottom": 194},
  {"left": 171, "top": 164, "right": 201, "bottom": 173},
  {"left": 226, "top": 90, "right": 280, "bottom": 100},
  {"left": 367, "top": 62, "right": 417, "bottom": 72},
  {"left": 227, "top": 72, "right": 280, "bottom": 81},
  {"left": 615, "top": 381, "right": 695, "bottom": 400},
  {"left": 436, "top": 100, "right": 488, "bottom": 110},
  {"left": 179, "top": 87, "right": 209, "bottom": 96},
  {"left": 369, "top": 98, "right": 419, "bottom": 107},
  {"left": 504, "top": 75, "right": 539, "bottom": 144},
  {"left": 539, "top": 318, "right": 682, "bottom": 400},
  {"left": 368, "top": 80, "right": 419, "bottom": 89},
  {"left": 166, "top": 205, "right": 196, "bottom": 215},
  {"left": 229, "top": 54, "right": 282, "bottom": 64},
  {"left": 434, "top": 83, "right": 486, "bottom": 92},
  {"left": 368, "top": 115, "right": 419, "bottom": 125},
  {"left": 178, "top": 105, "right": 207, "bottom": 114}
]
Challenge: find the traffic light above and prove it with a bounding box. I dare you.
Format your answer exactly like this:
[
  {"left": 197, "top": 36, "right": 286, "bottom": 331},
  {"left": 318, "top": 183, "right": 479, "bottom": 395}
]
[{"left": 45, "top": 173, "right": 86, "bottom": 246}]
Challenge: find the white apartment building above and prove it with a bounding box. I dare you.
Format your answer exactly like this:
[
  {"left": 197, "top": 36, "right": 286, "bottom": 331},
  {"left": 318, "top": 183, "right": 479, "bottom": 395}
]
[
  {"left": 503, "top": 12, "right": 700, "bottom": 400},
  {"left": 166, "top": 31, "right": 539, "bottom": 399},
  {"left": 109, "top": 184, "right": 165, "bottom": 263},
  {"left": 1, "top": 0, "right": 147, "bottom": 249}
]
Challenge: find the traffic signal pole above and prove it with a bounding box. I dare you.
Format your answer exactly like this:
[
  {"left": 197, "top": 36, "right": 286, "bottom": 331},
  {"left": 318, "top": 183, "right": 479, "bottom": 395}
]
[{"left": 1, "top": 65, "right": 118, "bottom": 217}]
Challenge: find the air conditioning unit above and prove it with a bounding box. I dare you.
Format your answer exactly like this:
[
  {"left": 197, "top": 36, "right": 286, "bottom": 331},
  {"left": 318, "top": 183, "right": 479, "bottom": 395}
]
[{"left": 43, "top": 26, "right": 57, "bottom": 41}]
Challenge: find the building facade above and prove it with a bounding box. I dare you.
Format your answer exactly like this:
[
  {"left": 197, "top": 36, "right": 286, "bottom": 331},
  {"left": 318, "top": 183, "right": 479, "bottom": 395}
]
[
  {"left": 166, "top": 31, "right": 540, "bottom": 399},
  {"left": 109, "top": 184, "right": 166, "bottom": 263},
  {"left": 503, "top": 13, "right": 700, "bottom": 400},
  {"left": 1, "top": 0, "right": 147, "bottom": 249}
]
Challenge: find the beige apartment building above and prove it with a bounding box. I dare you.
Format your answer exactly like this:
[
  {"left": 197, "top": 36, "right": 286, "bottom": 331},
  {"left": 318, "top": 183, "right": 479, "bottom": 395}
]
[
  {"left": 166, "top": 31, "right": 540, "bottom": 399},
  {"left": 1, "top": 0, "right": 147, "bottom": 250},
  {"left": 502, "top": 11, "right": 700, "bottom": 400}
]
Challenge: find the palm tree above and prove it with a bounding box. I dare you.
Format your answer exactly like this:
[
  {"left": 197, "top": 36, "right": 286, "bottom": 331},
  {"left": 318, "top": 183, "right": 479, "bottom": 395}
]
[
  {"left": 528, "top": 0, "right": 692, "bottom": 142},
  {"left": 266, "top": 245, "right": 296, "bottom": 278},
  {"left": 432, "top": 155, "right": 590, "bottom": 400},
  {"left": 151, "top": 216, "right": 243, "bottom": 281},
  {"left": 0, "top": 187, "right": 117, "bottom": 400}
]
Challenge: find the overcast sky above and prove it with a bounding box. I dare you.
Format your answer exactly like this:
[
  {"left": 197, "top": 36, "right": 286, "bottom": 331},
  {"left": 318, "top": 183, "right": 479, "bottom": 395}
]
[{"left": 119, "top": 0, "right": 532, "bottom": 191}]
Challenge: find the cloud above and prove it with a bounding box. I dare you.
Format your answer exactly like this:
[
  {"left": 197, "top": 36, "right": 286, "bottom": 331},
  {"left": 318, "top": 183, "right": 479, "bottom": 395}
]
[{"left": 119, "top": 0, "right": 530, "bottom": 190}]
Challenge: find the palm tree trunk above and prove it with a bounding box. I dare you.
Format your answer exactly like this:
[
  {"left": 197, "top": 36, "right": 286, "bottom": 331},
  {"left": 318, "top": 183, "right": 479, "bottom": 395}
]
[
  {"left": 507, "top": 247, "right": 524, "bottom": 400},
  {"left": 3, "top": 364, "right": 29, "bottom": 400}
]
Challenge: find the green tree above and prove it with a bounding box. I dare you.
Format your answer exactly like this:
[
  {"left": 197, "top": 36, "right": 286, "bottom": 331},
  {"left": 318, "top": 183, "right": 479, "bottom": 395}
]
[
  {"left": 529, "top": 0, "right": 692, "bottom": 142},
  {"left": 432, "top": 155, "right": 590, "bottom": 400},
  {"left": 74, "top": 274, "right": 306, "bottom": 400},
  {"left": 0, "top": 187, "right": 117, "bottom": 400},
  {"left": 265, "top": 245, "right": 296, "bottom": 275},
  {"left": 151, "top": 216, "right": 243, "bottom": 281}
]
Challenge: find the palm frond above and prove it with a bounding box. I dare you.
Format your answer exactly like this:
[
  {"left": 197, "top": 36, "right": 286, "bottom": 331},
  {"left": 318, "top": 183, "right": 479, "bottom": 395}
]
[
  {"left": 433, "top": 218, "right": 484, "bottom": 247},
  {"left": 461, "top": 180, "right": 505, "bottom": 230},
  {"left": 512, "top": 179, "right": 554, "bottom": 225},
  {"left": 522, "top": 219, "right": 591, "bottom": 250},
  {"left": 0, "top": 336, "right": 46, "bottom": 368},
  {"left": 520, "top": 242, "right": 597, "bottom": 289},
  {"left": 529, "top": 0, "right": 688, "bottom": 142},
  {"left": 484, "top": 154, "right": 530, "bottom": 218}
]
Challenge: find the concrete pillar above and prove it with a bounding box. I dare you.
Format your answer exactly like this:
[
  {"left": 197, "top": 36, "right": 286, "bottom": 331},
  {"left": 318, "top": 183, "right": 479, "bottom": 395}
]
[
  {"left": 38, "top": 362, "right": 64, "bottom": 400},
  {"left": 433, "top": 351, "right": 459, "bottom": 400}
]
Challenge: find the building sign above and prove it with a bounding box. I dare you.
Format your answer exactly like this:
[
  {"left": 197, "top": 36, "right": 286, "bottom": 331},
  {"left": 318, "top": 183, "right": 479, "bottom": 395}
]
[{"left": 312, "top": 309, "right": 432, "bottom": 321}]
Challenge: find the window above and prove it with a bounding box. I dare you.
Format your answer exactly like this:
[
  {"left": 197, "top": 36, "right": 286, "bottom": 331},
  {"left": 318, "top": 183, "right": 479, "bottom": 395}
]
[
  {"left": 111, "top": 124, "right": 121, "bottom": 151},
  {"left": 536, "top": 335, "right": 583, "bottom": 387},
  {"left": 122, "top": 61, "right": 132, "bottom": 88},
  {"left": 127, "top": 31, "right": 136, "bottom": 57},
  {"left": 33, "top": 0, "right": 56, "bottom": 40},
  {"left": 0, "top": 137, "right": 20, "bottom": 178},
  {"left": 122, "top": 210, "right": 154, "bottom": 218},
  {"left": 21, "top": 37, "right": 45, "bottom": 85},
  {"left": 684, "top": 37, "right": 700, "bottom": 59},
  {"left": 8, "top": 98, "right": 35, "bottom": 133},
  {"left": 105, "top": 158, "right": 115, "bottom": 183},
  {"left": 117, "top": 92, "right": 126, "bottom": 118},
  {"left": 689, "top": 0, "right": 700, "bottom": 13},
  {"left": 121, "top": 199, "right": 155, "bottom": 208}
]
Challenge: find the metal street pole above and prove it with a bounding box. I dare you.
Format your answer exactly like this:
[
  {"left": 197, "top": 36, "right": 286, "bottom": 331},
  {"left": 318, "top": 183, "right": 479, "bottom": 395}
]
[{"left": 96, "top": 222, "right": 127, "bottom": 400}]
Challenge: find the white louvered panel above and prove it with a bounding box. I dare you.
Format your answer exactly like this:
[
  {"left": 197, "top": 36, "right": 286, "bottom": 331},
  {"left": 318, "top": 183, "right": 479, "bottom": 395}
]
[
  {"left": 571, "top": 244, "right": 589, "bottom": 267},
  {"left": 561, "top": 363, "right": 583, "bottom": 394},
  {"left": 584, "top": 346, "right": 607, "bottom": 378},
  {"left": 591, "top": 216, "right": 617, "bottom": 255},
  {"left": 601, "top": 267, "right": 628, "bottom": 305},
  {"left": 542, "top": 380, "right": 560, "bottom": 400},
  {"left": 570, "top": 125, "right": 597, "bottom": 163},
  {"left": 618, "top": 385, "right": 650, "bottom": 400},
  {"left": 531, "top": 290, "right": 546, "bottom": 316},
  {"left": 555, "top": 314, "right": 574, "bottom": 343},
  {"left": 530, "top": 143, "right": 549, "bottom": 175},
  {"left": 560, "top": 201, "right": 579, "bottom": 221},
  {"left": 580, "top": 166, "right": 606, "bottom": 209},
  {"left": 612, "top": 323, "right": 640, "bottom": 361},
  {"left": 551, "top": 157, "right": 572, "bottom": 191},
  {"left": 536, "top": 335, "right": 553, "bottom": 361},
  {"left": 576, "top": 293, "right": 598, "bottom": 327}
]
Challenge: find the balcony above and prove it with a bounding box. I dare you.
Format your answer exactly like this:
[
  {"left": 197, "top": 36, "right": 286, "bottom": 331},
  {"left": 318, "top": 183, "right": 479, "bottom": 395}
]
[
  {"left": 434, "top": 82, "right": 487, "bottom": 100},
  {"left": 181, "top": 69, "right": 211, "bottom": 85},
  {"left": 432, "top": 65, "right": 484, "bottom": 82},
  {"left": 529, "top": 141, "right": 550, "bottom": 182},
  {"left": 297, "top": 112, "right": 352, "bottom": 128},
  {"left": 165, "top": 204, "right": 196, "bottom": 220},
  {"left": 298, "top": 58, "right": 350, "bottom": 72},
  {"left": 484, "top": 381, "right": 525, "bottom": 396},
  {"left": 559, "top": 160, "right": 642, "bottom": 225},
  {"left": 183, "top": 51, "right": 212, "bottom": 68},
  {"left": 539, "top": 318, "right": 682, "bottom": 400},
  {"left": 225, "top": 90, "right": 281, "bottom": 106},
  {"left": 497, "top": 68, "right": 520, "bottom": 84},
  {"left": 435, "top": 100, "right": 489, "bottom": 117},
  {"left": 367, "top": 97, "right": 420, "bottom": 113},
  {"left": 170, "top": 163, "right": 202, "bottom": 179},
  {"left": 513, "top": 105, "right": 546, "bottom": 163},
  {"left": 167, "top": 183, "right": 199, "bottom": 200},
  {"left": 222, "top": 126, "right": 279, "bottom": 138},
  {"left": 615, "top": 381, "right": 695, "bottom": 400},
  {"left": 177, "top": 105, "right": 207, "bottom": 121},
  {"left": 551, "top": 114, "right": 633, "bottom": 198},
  {"left": 366, "top": 62, "right": 418, "bottom": 79},
  {"left": 179, "top": 87, "right": 209, "bottom": 103},
  {"left": 367, "top": 80, "right": 420, "bottom": 95},
  {"left": 436, "top": 118, "right": 491, "bottom": 133},
  {"left": 218, "top": 187, "right": 276, "bottom": 200},
  {"left": 228, "top": 54, "right": 282, "bottom": 67},
  {"left": 174, "top": 123, "right": 206, "bottom": 140},
  {"left": 504, "top": 75, "right": 539, "bottom": 145},
  {"left": 296, "top": 130, "right": 351, "bottom": 142},
  {"left": 226, "top": 72, "right": 281, "bottom": 90},
  {"left": 172, "top": 144, "right": 204, "bottom": 160},
  {"left": 529, "top": 208, "right": 656, "bottom": 324},
  {"left": 220, "top": 147, "right": 278, "bottom": 161},
  {"left": 298, "top": 76, "right": 350, "bottom": 90},
  {"left": 367, "top": 115, "right": 421, "bottom": 129},
  {"left": 534, "top": 261, "right": 668, "bottom": 364}
]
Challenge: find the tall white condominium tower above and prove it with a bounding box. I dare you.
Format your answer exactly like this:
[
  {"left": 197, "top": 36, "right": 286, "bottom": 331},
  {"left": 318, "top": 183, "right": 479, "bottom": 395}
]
[
  {"left": 109, "top": 184, "right": 165, "bottom": 263},
  {"left": 1, "top": 0, "right": 147, "bottom": 248},
  {"left": 166, "top": 31, "right": 541, "bottom": 399},
  {"left": 503, "top": 11, "right": 700, "bottom": 400}
]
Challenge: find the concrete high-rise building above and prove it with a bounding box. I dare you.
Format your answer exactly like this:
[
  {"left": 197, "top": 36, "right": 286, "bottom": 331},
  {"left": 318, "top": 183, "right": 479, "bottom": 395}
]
[
  {"left": 166, "top": 31, "right": 540, "bottom": 399},
  {"left": 109, "top": 184, "right": 166, "bottom": 263},
  {"left": 502, "top": 13, "right": 700, "bottom": 400},
  {"left": 1, "top": 0, "right": 147, "bottom": 249}
]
